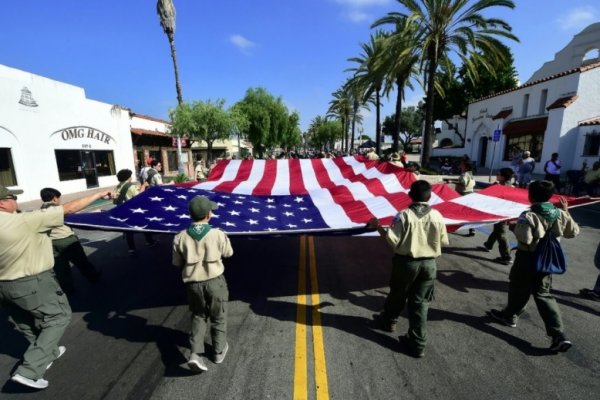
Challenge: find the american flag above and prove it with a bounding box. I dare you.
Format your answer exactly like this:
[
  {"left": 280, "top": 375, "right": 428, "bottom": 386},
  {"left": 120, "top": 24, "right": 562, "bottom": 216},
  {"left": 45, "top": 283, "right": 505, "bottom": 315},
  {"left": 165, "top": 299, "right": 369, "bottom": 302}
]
[{"left": 65, "top": 157, "right": 594, "bottom": 236}]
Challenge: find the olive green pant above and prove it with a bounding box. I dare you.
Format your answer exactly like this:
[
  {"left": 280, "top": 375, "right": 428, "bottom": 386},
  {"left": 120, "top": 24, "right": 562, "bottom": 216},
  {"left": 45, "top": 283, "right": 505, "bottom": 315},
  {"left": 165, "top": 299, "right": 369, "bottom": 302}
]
[
  {"left": 502, "top": 250, "right": 564, "bottom": 337},
  {"left": 186, "top": 274, "right": 229, "bottom": 355},
  {"left": 382, "top": 255, "right": 436, "bottom": 351},
  {"left": 52, "top": 235, "right": 100, "bottom": 293},
  {"left": 0, "top": 270, "right": 72, "bottom": 380},
  {"left": 484, "top": 221, "right": 510, "bottom": 258}
]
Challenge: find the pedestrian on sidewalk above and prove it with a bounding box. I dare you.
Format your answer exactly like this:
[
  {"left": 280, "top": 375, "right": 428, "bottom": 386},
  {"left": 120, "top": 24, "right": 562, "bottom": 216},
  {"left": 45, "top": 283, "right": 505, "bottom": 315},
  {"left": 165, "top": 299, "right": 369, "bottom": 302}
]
[
  {"left": 517, "top": 150, "right": 536, "bottom": 188},
  {"left": 488, "top": 180, "right": 580, "bottom": 353},
  {"left": 368, "top": 180, "right": 449, "bottom": 358},
  {"left": 543, "top": 152, "right": 562, "bottom": 192},
  {"left": 0, "top": 185, "right": 111, "bottom": 390},
  {"left": 481, "top": 168, "right": 515, "bottom": 265},
  {"left": 40, "top": 188, "right": 102, "bottom": 295},
  {"left": 172, "top": 195, "right": 234, "bottom": 372}
]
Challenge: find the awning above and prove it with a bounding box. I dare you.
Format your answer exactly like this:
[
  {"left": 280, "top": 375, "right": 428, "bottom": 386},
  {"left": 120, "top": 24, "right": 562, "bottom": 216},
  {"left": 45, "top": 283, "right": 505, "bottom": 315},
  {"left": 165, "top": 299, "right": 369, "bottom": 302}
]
[
  {"left": 547, "top": 95, "right": 578, "bottom": 110},
  {"left": 503, "top": 116, "right": 548, "bottom": 137},
  {"left": 131, "top": 128, "right": 170, "bottom": 137},
  {"left": 492, "top": 109, "right": 512, "bottom": 120}
]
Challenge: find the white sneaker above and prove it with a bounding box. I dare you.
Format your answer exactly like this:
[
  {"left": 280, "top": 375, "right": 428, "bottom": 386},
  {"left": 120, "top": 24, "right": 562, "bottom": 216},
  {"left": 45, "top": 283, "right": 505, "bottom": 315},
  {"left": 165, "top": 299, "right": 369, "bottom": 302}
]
[
  {"left": 46, "top": 346, "right": 66, "bottom": 370},
  {"left": 214, "top": 342, "right": 229, "bottom": 364},
  {"left": 187, "top": 353, "right": 208, "bottom": 372},
  {"left": 11, "top": 374, "right": 49, "bottom": 389}
]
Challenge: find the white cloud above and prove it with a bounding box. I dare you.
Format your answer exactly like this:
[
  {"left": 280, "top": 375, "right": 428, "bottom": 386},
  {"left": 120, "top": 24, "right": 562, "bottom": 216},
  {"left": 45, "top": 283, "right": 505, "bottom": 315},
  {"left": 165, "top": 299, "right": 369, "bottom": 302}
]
[
  {"left": 557, "top": 6, "right": 598, "bottom": 30},
  {"left": 229, "top": 34, "right": 256, "bottom": 55},
  {"left": 345, "top": 10, "right": 370, "bottom": 23}
]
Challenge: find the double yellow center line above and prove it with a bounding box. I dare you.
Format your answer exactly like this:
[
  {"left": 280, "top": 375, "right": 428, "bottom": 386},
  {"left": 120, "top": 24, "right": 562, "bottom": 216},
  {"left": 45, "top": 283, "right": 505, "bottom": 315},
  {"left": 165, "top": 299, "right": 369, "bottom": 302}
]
[{"left": 294, "top": 235, "right": 329, "bottom": 400}]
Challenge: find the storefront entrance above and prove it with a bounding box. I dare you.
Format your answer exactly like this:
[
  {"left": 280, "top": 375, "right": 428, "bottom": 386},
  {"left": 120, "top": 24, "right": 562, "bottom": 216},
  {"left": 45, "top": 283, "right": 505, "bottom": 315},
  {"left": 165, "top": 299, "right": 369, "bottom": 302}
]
[{"left": 81, "top": 151, "right": 99, "bottom": 188}]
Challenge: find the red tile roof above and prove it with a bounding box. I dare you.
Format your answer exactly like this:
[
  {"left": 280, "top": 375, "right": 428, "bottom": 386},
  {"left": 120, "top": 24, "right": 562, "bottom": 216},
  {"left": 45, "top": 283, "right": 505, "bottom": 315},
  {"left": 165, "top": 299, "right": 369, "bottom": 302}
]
[
  {"left": 470, "top": 61, "right": 600, "bottom": 104},
  {"left": 579, "top": 117, "right": 600, "bottom": 126},
  {"left": 492, "top": 109, "right": 513, "bottom": 120},
  {"left": 503, "top": 116, "right": 548, "bottom": 137},
  {"left": 546, "top": 95, "right": 578, "bottom": 110},
  {"left": 131, "top": 128, "right": 170, "bottom": 137}
]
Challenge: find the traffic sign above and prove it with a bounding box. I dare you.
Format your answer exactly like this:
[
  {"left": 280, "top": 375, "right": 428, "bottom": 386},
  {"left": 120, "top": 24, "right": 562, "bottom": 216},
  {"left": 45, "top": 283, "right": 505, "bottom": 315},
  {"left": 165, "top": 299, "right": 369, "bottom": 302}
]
[{"left": 493, "top": 129, "right": 501, "bottom": 142}]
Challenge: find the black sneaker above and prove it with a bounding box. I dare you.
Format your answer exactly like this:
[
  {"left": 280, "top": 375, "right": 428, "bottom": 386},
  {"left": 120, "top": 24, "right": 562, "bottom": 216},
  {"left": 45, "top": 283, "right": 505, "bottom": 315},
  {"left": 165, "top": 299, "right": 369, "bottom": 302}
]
[
  {"left": 372, "top": 313, "right": 396, "bottom": 332},
  {"left": 580, "top": 288, "right": 600, "bottom": 301},
  {"left": 480, "top": 243, "right": 492, "bottom": 252},
  {"left": 495, "top": 256, "right": 513, "bottom": 265},
  {"left": 399, "top": 335, "right": 424, "bottom": 358},
  {"left": 487, "top": 309, "right": 517, "bottom": 328},
  {"left": 550, "top": 334, "right": 572, "bottom": 353}
]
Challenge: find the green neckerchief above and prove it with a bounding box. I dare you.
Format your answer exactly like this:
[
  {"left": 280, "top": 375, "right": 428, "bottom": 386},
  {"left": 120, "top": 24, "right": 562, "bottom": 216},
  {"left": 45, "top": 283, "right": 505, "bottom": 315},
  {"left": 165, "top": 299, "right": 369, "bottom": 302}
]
[
  {"left": 187, "top": 223, "right": 211, "bottom": 241},
  {"left": 530, "top": 202, "right": 560, "bottom": 225}
]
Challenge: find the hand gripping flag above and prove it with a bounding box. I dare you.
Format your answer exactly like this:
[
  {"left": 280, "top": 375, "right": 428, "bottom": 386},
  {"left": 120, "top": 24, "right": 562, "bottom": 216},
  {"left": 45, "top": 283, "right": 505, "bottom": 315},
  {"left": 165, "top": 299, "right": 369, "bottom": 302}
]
[{"left": 65, "top": 157, "right": 596, "bottom": 236}]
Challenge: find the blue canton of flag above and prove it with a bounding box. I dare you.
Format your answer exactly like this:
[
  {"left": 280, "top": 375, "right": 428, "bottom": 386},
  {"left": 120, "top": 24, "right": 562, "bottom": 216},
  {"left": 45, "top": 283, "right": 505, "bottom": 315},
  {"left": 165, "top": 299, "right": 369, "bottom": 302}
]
[{"left": 66, "top": 186, "right": 333, "bottom": 236}]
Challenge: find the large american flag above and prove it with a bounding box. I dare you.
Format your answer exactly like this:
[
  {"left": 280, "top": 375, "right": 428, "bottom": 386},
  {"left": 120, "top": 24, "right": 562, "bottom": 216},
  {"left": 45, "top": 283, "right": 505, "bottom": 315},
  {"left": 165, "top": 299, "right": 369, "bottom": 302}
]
[{"left": 65, "top": 157, "right": 594, "bottom": 236}]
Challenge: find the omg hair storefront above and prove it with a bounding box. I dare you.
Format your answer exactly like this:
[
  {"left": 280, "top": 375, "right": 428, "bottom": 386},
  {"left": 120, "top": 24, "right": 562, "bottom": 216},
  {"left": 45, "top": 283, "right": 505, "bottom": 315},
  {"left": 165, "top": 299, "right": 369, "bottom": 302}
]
[{"left": 1, "top": 64, "right": 135, "bottom": 202}]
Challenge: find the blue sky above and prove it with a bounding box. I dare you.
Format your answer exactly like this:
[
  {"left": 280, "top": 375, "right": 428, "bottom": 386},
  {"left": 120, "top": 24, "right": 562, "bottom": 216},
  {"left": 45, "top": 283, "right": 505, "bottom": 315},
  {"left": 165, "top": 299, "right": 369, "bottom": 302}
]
[{"left": 1, "top": 1, "right": 598, "bottom": 135}]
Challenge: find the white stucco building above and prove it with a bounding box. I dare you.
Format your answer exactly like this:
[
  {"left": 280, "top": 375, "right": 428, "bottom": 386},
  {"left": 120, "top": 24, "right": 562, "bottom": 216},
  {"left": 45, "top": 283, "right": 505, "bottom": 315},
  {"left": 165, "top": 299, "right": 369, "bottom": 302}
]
[
  {"left": 0, "top": 64, "right": 136, "bottom": 202},
  {"left": 433, "top": 23, "right": 600, "bottom": 173},
  {"left": 466, "top": 23, "right": 600, "bottom": 171}
]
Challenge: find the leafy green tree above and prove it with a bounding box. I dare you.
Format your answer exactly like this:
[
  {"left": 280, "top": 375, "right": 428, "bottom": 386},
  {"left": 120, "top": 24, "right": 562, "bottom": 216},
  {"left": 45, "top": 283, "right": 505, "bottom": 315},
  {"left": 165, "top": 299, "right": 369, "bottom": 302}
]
[
  {"left": 169, "top": 99, "right": 233, "bottom": 163},
  {"left": 383, "top": 0, "right": 518, "bottom": 166},
  {"left": 229, "top": 104, "right": 250, "bottom": 158},
  {"left": 327, "top": 87, "right": 352, "bottom": 152},
  {"left": 382, "top": 105, "right": 424, "bottom": 148},
  {"left": 310, "top": 120, "right": 343, "bottom": 150}
]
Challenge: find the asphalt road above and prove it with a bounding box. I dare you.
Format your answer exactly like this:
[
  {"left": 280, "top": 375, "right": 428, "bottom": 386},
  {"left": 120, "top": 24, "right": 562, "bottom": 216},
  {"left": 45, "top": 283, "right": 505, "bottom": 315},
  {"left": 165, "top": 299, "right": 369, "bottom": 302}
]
[{"left": 1, "top": 204, "right": 599, "bottom": 400}]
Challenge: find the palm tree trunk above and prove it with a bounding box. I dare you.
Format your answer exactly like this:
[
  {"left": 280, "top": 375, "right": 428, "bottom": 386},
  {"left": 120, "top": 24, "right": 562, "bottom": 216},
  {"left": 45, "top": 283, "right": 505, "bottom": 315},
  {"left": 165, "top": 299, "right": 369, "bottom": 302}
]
[
  {"left": 393, "top": 77, "right": 403, "bottom": 153},
  {"left": 422, "top": 53, "right": 437, "bottom": 167},
  {"left": 375, "top": 89, "right": 382, "bottom": 155},
  {"left": 350, "top": 113, "right": 356, "bottom": 151},
  {"left": 167, "top": 31, "right": 183, "bottom": 105}
]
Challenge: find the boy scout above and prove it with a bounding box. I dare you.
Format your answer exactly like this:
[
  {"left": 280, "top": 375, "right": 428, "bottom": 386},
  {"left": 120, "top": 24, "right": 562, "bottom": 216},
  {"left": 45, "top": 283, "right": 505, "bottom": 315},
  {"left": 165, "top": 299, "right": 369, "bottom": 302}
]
[
  {"left": 481, "top": 168, "right": 515, "bottom": 265},
  {"left": 488, "top": 180, "right": 579, "bottom": 353},
  {"left": 0, "top": 185, "right": 110, "bottom": 389},
  {"left": 172, "top": 195, "right": 234, "bottom": 372},
  {"left": 40, "top": 187, "right": 102, "bottom": 294},
  {"left": 368, "top": 180, "right": 449, "bottom": 358}
]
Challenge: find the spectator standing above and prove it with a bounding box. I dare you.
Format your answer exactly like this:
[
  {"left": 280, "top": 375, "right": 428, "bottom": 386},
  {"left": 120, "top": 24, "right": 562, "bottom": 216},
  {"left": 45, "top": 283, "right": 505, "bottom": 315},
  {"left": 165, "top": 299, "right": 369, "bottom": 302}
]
[
  {"left": 488, "top": 181, "right": 580, "bottom": 353},
  {"left": 172, "top": 196, "right": 234, "bottom": 371},
  {"left": 369, "top": 181, "right": 449, "bottom": 358},
  {"left": 577, "top": 161, "right": 600, "bottom": 196},
  {"left": 40, "top": 188, "right": 102, "bottom": 294},
  {"left": 138, "top": 157, "right": 153, "bottom": 183},
  {"left": 544, "top": 153, "right": 562, "bottom": 192},
  {"left": 481, "top": 168, "right": 515, "bottom": 265},
  {"left": 114, "top": 169, "right": 156, "bottom": 255},
  {"left": 0, "top": 185, "right": 110, "bottom": 389},
  {"left": 517, "top": 151, "right": 536, "bottom": 188}
]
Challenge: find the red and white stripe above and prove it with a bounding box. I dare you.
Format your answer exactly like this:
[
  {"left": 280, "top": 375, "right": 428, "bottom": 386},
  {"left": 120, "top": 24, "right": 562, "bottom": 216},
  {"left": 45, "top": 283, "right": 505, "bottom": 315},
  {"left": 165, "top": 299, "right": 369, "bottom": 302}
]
[{"left": 194, "top": 157, "right": 592, "bottom": 230}]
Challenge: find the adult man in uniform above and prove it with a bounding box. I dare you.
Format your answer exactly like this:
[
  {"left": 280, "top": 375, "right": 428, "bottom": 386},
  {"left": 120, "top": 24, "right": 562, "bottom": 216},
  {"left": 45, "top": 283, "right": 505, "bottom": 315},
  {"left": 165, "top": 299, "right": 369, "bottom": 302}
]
[{"left": 0, "top": 185, "right": 110, "bottom": 389}]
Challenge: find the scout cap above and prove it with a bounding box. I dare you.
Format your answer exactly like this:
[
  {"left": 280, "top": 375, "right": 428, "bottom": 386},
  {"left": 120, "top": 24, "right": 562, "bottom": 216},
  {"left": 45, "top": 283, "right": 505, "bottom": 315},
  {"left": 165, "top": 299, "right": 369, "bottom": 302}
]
[
  {"left": 0, "top": 185, "right": 23, "bottom": 200},
  {"left": 390, "top": 152, "right": 400, "bottom": 161},
  {"left": 188, "top": 195, "right": 218, "bottom": 220}
]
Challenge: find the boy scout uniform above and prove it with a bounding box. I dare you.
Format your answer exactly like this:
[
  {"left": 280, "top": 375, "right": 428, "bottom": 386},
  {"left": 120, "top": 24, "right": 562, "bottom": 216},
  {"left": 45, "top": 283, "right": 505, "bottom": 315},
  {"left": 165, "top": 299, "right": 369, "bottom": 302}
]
[
  {"left": 0, "top": 196, "right": 71, "bottom": 381},
  {"left": 381, "top": 202, "right": 449, "bottom": 353},
  {"left": 172, "top": 196, "right": 234, "bottom": 356}
]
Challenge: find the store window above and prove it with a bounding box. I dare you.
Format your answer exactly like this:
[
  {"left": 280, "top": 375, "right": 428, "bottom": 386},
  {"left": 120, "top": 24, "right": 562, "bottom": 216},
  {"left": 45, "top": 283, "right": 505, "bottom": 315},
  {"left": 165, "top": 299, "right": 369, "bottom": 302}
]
[
  {"left": 0, "top": 148, "right": 17, "bottom": 186},
  {"left": 167, "top": 150, "right": 178, "bottom": 172},
  {"left": 583, "top": 131, "right": 600, "bottom": 156},
  {"left": 503, "top": 133, "right": 544, "bottom": 161},
  {"left": 55, "top": 150, "right": 116, "bottom": 181}
]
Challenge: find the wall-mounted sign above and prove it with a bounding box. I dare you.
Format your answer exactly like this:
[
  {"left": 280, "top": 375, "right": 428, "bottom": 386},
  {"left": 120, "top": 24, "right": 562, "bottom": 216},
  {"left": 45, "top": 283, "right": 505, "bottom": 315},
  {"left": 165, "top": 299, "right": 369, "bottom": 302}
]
[
  {"left": 50, "top": 126, "right": 115, "bottom": 145},
  {"left": 18, "top": 87, "right": 38, "bottom": 107}
]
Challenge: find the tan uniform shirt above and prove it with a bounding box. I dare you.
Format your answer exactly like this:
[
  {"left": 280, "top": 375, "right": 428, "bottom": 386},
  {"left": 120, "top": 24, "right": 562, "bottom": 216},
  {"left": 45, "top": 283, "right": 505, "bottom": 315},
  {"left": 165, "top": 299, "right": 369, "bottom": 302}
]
[
  {"left": 0, "top": 206, "right": 64, "bottom": 280},
  {"left": 172, "top": 225, "right": 234, "bottom": 283},
  {"left": 115, "top": 182, "right": 141, "bottom": 201},
  {"left": 514, "top": 209, "right": 579, "bottom": 252},
  {"left": 385, "top": 203, "right": 449, "bottom": 258},
  {"left": 42, "top": 202, "right": 75, "bottom": 240},
  {"left": 455, "top": 171, "right": 475, "bottom": 194},
  {"left": 148, "top": 169, "right": 163, "bottom": 186}
]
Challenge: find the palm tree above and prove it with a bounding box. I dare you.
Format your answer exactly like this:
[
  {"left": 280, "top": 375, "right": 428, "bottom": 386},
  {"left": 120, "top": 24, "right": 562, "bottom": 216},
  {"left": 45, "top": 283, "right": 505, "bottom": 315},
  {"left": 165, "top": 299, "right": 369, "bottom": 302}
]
[
  {"left": 385, "top": 0, "right": 518, "bottom": 166},
  {"left": 372, "top": 16, "right": 421, "bottom": 153},
  {"left": 327, "top": 86, "right": 352, "bottom": 152},
  {"left": 157, "top": 0, "right": 185, "bottom": 172},
  {"left": 344, "top": 78, "right": 370, "bottom": 152},
  {"left": 346, "top": 31, "right": 389, "bottom": 155}
]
